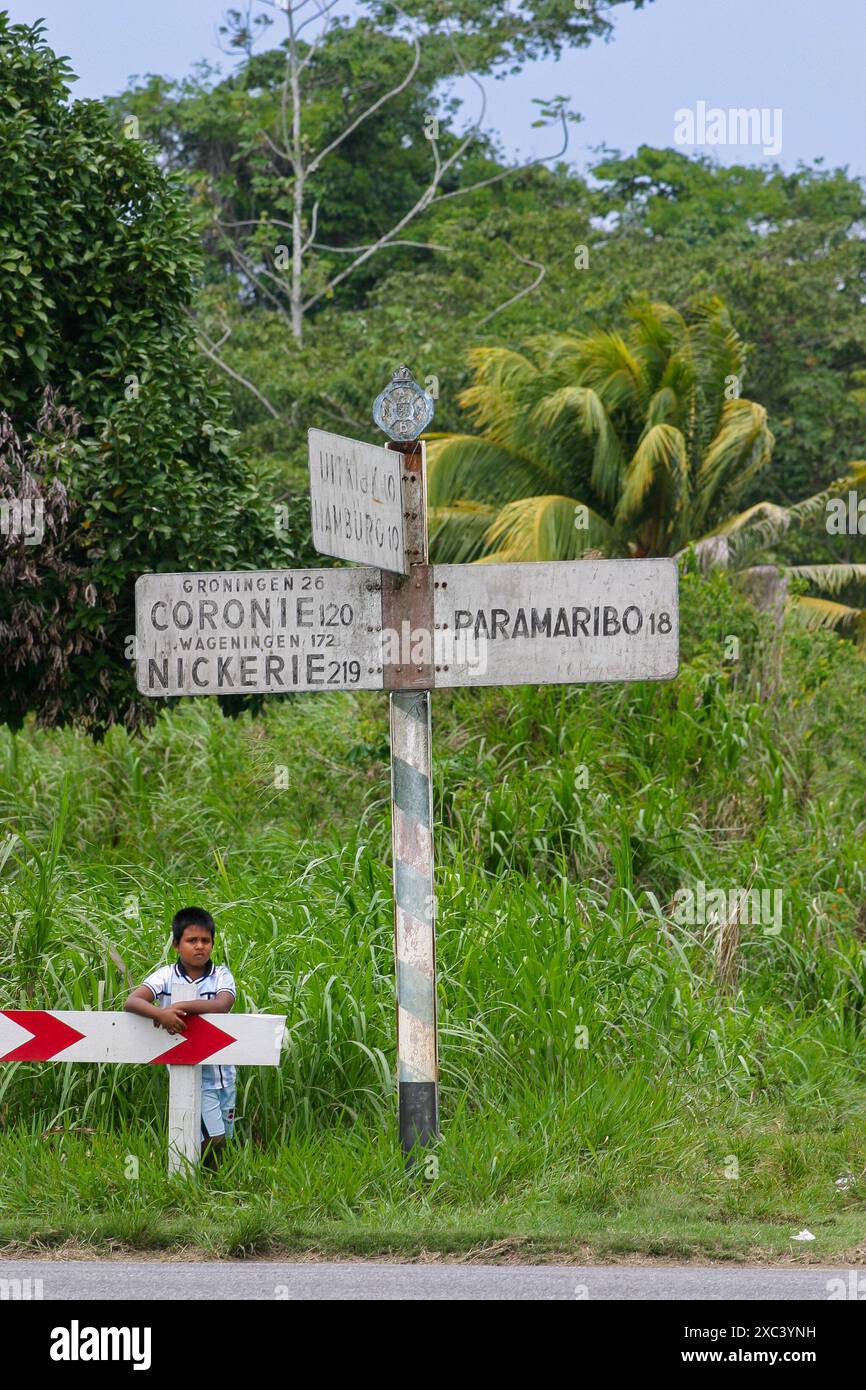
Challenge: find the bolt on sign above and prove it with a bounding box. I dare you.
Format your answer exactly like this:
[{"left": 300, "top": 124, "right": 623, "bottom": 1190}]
[{"left": 134, "top": 365, "right": 680, "bottom": 1162}]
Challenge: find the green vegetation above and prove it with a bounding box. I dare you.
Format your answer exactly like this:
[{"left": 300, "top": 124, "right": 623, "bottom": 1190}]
[
  {"left": 1, "top": 573, "right": 865, "bottom": 1257},
  {"left": 1, "top": 7, "right": 866, "bottom": 1262},
  {"left": 426, "top": 297, "right": 774, "bottom": 561},
  {"left": 0, "top": 15, "right": 307, "bottom": 733}
]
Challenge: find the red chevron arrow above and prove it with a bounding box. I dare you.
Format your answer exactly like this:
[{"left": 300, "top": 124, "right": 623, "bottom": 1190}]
[
  {"left": 0, "top": 1011, "right": 87, "bottom": 1061},
  {"left": 149, "top": 1015, "right": 237, "bottom": 1066}
]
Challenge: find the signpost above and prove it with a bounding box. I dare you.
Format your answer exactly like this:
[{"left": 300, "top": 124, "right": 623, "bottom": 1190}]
[
  {"left": 135, "top": 566, "right": 384, "bottom": 697},
  {"left": 432, "top": 559, "right": 678, "bottom": 687},
  {"left": 134, "top": 559, "right": 678, "bottom": 697},
  {"left": 308, "top": 427, "right": 409, "bottom": 575},
  {"left": 133, "top": 365, "right": 680, "bottom": 1162},
  {"left": 0, "top": 1008, "right": 286, "bottom": 1173}
]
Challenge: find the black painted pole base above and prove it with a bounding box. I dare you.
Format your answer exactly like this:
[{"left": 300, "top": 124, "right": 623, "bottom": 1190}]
[{"left": 399, "top": 1081, "right": 439, "bottom": 1168}]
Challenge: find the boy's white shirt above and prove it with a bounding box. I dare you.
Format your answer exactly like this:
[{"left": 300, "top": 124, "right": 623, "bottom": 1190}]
[{"left": 140, "top": 960, "right": 237, "bottom": 1089}]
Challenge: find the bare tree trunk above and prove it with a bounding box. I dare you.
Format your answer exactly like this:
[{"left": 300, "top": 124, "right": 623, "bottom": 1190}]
[
  {"left": 286, "top": 2, "right": 304, "bottom": 341},
  {"left": 207, "top": 0, "right": 571, "bottom": 375},
  {"left": 736, "top": 566, "right": 789, "bottom": 701}
]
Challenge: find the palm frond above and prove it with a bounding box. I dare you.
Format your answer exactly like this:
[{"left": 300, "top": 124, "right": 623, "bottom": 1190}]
[
  {"left": 785, "top": 463, "right": 866, "bottom": 532},
  {"left": 628, "top": 299, "right": 689, "bottom": 340},
  {"left": 789, "top": 594, "right": 866, "bottom": 635},
  {"left": 659, "top": 353, "right": 697, "bottom": 426},
  {"left": 692, "top": 399, "right": 774, "bottom": 530},
  {"left": 787, "top": 564, "right": 866, "bottom": 596},
  {"left": 482, "top": 494, "right": 617, "bottom": 562},
  {"left": 456, "top": 346, "right": 540, "bottom": 444},
  {"left": 688, "top": 297, "right": 748, "bottom": 447},
  {"left": 530, "top": 385, "right": 625, "bottom": 506},
  {"left": 706, "top": 461, "right": 866, "bottom": 556},
  {"left": 627, "top": 299, "right": 689, "bottom": 387},
  {"left": 425, "top": 435, "right": 554, "bottom": 508},
  {"left": 713, "top": 499, "right": 801, "bottom": 540},
  {"left": 428, "top": 502, "right": 498, "bottom": 565},
  {"left": 616, "top": 423, "right": 688, "bottom": 528},
  {"left": 645, "top": 386, "right": 681, "bottom": 428},
  {"left": 525, "top": 332, "right": 587, "bottom": 378},
  {"left": 574, "top": 331, "right": 649, "bottom": 416}
]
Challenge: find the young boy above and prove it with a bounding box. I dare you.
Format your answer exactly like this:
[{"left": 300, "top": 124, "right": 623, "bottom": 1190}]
[{"left": 124, "top": 906, "right": 237, "bottom": 1169}]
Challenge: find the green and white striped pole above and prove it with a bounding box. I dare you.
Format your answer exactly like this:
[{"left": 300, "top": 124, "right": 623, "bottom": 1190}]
[
  {"left": 390, "top": 684, "right": 438, "bottom": 1155},
  {"left": 376, "top": 371, "right": 439, "bottom": 1159}
]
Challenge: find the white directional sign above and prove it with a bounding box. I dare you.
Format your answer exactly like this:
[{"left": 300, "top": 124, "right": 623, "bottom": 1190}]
[
  {"left": 136, "top": 560, "right": 679, "bottom": 696},
  {"left": 135, "top": 568, "right": 384, "bottom": 696},
  {"left": 309, "top": 428, "right": 409, "bottom": 574},
  {"left": 433, "top": 558, "right": 679, "bottom": 687},
  {"left": 0, "top": 1009, "right": 285, "bottom": 1067}
]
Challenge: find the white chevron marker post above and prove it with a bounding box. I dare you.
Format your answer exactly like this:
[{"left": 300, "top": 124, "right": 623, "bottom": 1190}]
[
  {"left": 168, "top": 977, "right": 201, "bottom": 1175},
  {"left": 135, "top": 366, "right": 680, "bottom": 1163},
  {"left": 0, "top": 1008, "right": 286, "bottom": 1173}
]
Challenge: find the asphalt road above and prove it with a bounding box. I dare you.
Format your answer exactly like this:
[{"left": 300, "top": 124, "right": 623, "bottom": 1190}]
[{"left": 0, "top": 1261, "right": 858, "bottom": 1300}]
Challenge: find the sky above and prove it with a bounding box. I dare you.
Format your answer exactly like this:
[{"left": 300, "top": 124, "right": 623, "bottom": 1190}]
[{"left": 5, "top": 0, "right": 866, "bottom": 176}]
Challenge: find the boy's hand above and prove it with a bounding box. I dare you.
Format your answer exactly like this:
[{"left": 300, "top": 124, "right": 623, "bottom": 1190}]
[{"left": 153, "top": 1006, "right": 188, "bottom": 1035}]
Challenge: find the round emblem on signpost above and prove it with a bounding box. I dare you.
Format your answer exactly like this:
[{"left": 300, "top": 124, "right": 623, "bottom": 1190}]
[{"left": 372, "top": 366, "right": 435, "bottom": 442}]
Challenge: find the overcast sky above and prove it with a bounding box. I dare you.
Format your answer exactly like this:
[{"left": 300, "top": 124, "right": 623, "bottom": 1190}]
[{"left": 6, "top": 0, "right": 866, "bottom": 175}]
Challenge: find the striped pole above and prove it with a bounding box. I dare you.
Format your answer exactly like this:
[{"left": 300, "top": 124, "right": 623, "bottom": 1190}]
[
  {"left": 382, "top": 432, "right": 438, "bottom": 1158},
  {"left": 390, "top": 688, "right": 438, "bottom": 1154}
]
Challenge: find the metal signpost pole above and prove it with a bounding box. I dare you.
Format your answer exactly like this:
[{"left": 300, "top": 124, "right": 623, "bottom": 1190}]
[
  {"left": 371, "top": 370, "right": 439, "bottom": 1158},
  {"left": 385, "top": 435, "right": 438, "bottom": 1158}
]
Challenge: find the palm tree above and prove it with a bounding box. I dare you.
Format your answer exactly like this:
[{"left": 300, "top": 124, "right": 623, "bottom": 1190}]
[
  {"left": 703, "top": 460, "right": 866, "bottom": 644},
  {"left": 425, "top": 296, "right": 775, "bottom": 563}
]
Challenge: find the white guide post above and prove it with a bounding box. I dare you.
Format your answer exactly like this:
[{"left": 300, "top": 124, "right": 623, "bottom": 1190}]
[{"left": 167, "top": 979, "right": 201, "bottom": 1175}]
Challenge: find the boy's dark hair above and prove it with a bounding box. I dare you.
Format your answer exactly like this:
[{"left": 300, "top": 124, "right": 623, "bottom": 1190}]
[{"left": 171, "top": 906, "right": 215, "bottom": 945}]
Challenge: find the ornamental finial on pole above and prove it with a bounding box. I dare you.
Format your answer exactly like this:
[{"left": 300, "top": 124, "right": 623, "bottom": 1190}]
[{"left": 372, "top": 366, "right": 435, "bottom": 442}]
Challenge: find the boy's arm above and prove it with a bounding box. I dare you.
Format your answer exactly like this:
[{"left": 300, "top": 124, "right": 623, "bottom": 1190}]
[
  {"left": 171, "top": 991, "right": 235, "bottom": 1016},
  {"left": 123, "top": 985, "right": 165, "bottom": 1021},
  {"left": 124, "top": 985, "right": 188, "bottom": 1034}
]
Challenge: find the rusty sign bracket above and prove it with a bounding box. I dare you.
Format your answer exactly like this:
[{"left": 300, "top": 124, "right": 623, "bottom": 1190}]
[{"left": 381, "top": 564, "right": 434, "bottom": 690}]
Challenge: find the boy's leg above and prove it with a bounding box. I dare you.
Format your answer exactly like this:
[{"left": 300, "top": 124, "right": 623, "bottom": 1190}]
[
  {"left": 219, "top": 1078, "right": 237, "bottom": 1143},
  {"left": 201, "top": 1084, "right": 227, "bottom": 1169},
  {"left": 201, "top": 1135, "right": 225, "bottom": 1171}
]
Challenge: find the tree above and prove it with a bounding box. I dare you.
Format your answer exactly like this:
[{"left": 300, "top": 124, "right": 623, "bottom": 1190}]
[
  {"left": 701, "top": 460, "right": 866, "bottom": 645},
  {"left": 203, "top": 2, "right": 579, "bottom": 344},
  {"left": 112, "top": 0, "right": 652, "bottom": 356},
  {"left": 589, "top": 148, "right": 866, "bottom": 506},
  {"left": 0, "top": 14, "right": 307, "bottom": 732},
  {"left": 178, "top": 141, "right": 865, "bottom": 532},
  {"left": 0, "top": 392, "right": 105, "bottom": 728},
  {"left": 425, "top": 297, "right": 775, "bottom": 561}
]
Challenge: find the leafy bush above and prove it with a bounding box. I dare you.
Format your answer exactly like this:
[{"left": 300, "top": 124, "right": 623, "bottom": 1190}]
[{"left": 0, "top": 15, "right": 311, "bottom": 731}]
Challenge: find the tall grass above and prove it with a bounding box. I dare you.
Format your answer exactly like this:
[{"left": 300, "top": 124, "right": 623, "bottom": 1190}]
[{"left": 0, "top": 569, "right": 865, "bottom": 1249}]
